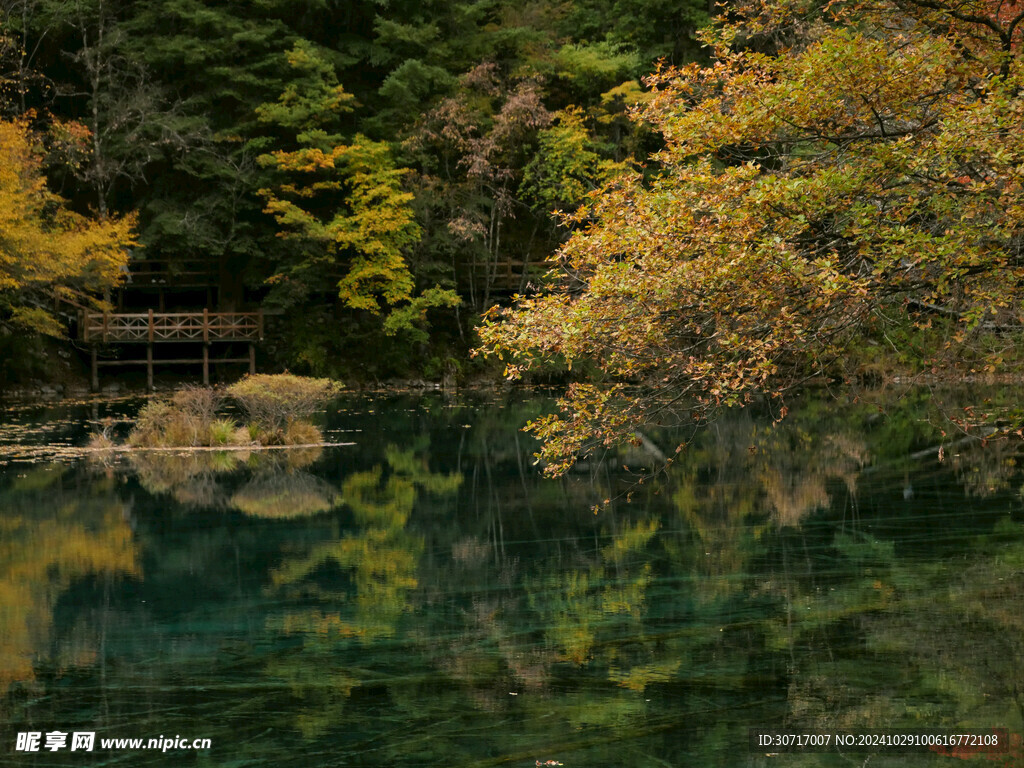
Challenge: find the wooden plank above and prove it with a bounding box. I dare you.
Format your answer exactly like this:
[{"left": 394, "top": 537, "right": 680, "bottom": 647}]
[{"left": 96, "top": 357, "right": 253, "bottom": 366}]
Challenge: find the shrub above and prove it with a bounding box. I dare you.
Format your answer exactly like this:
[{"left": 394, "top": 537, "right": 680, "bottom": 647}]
[
  {"left": 128, "top": 399, "right": 176, "bottom": 447},
  {"left": 124, "top": 378, "right": 333, "bottom": 448},
  {"left": 227, "top": 374, "right": 339, "bottom": 435},
  {"left": 162, "top": 413, "right": 206, "bottom": 447},
  {"left": 129, "top": 387, "right": 229, "bottom": 448},
  {"left": 172, "top": 385, "right": 223, "bottom": 424}
]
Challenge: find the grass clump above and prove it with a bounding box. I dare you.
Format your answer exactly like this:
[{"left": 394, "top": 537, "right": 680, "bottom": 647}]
[
  {"left": 127, "top": 387, "right": 229, "bottom": 448},
  {"left": 125, "top": 387, "right": 226, "bottom": 448},
  {"left": 226, "top": 374, "right": 338, "bottom": 439},
  {"left": 283, "top": 420, "right": 322, "bottom": 445},
  {"left": 208, "top": 418, "right": 238, "bottom": 446},
  {"left": 88, "top": 432, "right": 116, "bottom": 449},
  {"left": 120, "top": 375, "right": 339, "bottom": 449},
  {"left": 128, "top": 399, "right": 179, "bottom": 447}
]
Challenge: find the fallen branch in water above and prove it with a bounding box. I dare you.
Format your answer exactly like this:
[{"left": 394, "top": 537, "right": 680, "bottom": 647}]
[{"left": 861, "top": 427, "right": 1001, "bottom": 475}]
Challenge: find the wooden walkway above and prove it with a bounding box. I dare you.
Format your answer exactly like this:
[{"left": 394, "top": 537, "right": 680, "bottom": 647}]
[{"left": 82, "top": 310, "right": 263, "bottom": 390}]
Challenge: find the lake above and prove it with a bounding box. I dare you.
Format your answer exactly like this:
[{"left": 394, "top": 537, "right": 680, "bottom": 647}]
[{"left": 1, "top": 388, "right": 1022, "bottom": 766}]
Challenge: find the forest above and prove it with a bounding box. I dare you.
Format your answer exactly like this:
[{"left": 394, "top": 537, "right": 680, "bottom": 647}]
[
  {"left": 3, "top": 1, "right": 1024, "bottom": 758},
  {"left": 2, "top": 0, "right": 1024, "bottom": 461},
  {"left": 0, "top": 0, "right": 704, "bottom": 378}
]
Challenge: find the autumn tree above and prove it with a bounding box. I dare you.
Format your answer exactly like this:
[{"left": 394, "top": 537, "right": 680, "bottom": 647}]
[
  {"left": 0, "top": 117, "right": 133, "bottom": 336},
  {"left": 408, "top": 64, "right": 557, "bottom": 309},
  {"left": 4, "top": 0, "right": 726, "bottom": 379},
  {"left": 257, "top": 41, "right": 460, "bottom": 370},
  {"left": 479, "top": 0, "right": 1024, "bottom": 474}
]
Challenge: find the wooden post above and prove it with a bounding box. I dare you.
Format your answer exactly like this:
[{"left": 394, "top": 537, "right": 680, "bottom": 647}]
[
  {"left": 257, "top": 309, "right": 264, "bottom": 341},
  {"left": 249, "top": 343, "right": 256, "bottom": 374},
  {"left": 203, "top": 308, "right": 209, "bottom": 344},
  {"left": 82, "top": 311, "right": 89, "bottom": 343},
  {"left": 102, "top": 311, "right": 109, "bottom": 343},
  {"left": 203, "top": 344, "right": 210, "bottom": 386},
  {"left": 145, "top": 309, "right": 155, "bottom": 391},
  {"left": 91, "top": 348, "right": 98, "bottom": 392}
]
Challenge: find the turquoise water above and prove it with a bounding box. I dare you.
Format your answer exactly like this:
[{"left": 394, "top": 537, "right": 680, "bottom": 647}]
[{"left": 1, "top": 390, "right": 1022, "bottom": 766}]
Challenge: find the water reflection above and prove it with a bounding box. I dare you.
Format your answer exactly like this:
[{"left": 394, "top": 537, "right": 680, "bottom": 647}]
[
  {"left": 0, "top": 466, "right": 138, "bottom": 692},
  {"left": 1, "top": 389, "right": 1022, "bottom": 765},
  {"left": 104, "top": 445, "right": 329, "bottom": 514}
]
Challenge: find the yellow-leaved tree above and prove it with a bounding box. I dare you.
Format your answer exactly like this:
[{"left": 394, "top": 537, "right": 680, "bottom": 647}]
[
  {"left": 479, "top": 0, "right": 1024, "bottom": 475},
  {"left": 256, "top": 42, "right": 459, "bottom": 362},
  {"left": 0, "top": 118, "right": 135, "bottom": 336}
]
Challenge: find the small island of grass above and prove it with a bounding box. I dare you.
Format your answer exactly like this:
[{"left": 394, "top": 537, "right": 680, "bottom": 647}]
[{"left": 90, "top": 374, "right": 341, "bottom": 452}]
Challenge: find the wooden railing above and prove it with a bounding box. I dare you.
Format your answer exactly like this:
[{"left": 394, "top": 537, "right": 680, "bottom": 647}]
[{"left": 82, "top": 310, "right": 263, "bottom": 344}]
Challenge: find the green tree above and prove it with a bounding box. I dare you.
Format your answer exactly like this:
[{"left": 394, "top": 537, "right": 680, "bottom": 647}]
[
  {"left": 116, "top": 0, "right": 304, "bottom": 286},
  {"left": 521, "top": 106, "right": 610, "bottom": 216},
  {"left": 257, "top": 42, "right": 459, "bottom": 350},
  {"left": 479, "top": 0, "right": 1024, "bottom": 473},
  {"left": 565, "top": 0, "right": 711, "bottom": 65},
  {"left": 3, "top": 0, "right": 719, "bottom": 379}
]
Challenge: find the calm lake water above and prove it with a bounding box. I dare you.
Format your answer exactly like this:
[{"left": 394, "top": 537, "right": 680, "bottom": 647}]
[{"left": 1, "top": 389, "right": 1022, "bottom": 767}]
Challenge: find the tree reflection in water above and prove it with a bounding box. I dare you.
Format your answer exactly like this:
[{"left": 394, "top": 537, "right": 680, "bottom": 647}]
[
  {"left": 1, "top": 389, "right": 1022, "bottom": 765},
  {"left": 0, "top": 466, "right": 138, "bottom": 694}
]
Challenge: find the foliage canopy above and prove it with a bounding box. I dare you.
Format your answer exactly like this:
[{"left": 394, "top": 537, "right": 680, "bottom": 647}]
[
  {"left": 479, "top": 0, "right": 1024, "bottom": 473},
  {"left": 0, "top": 118, "right": 134, "bottom": 336},
  {"left": 3, "top": 0, "right": 695, "bottom": 378}
]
